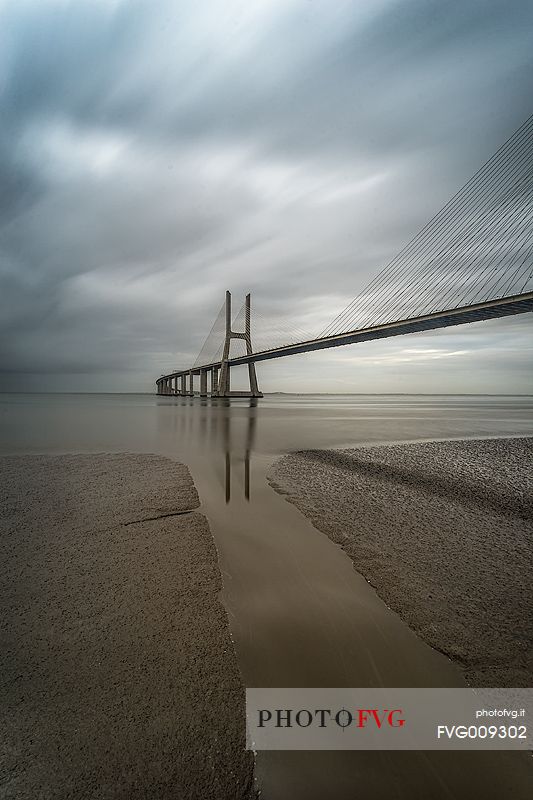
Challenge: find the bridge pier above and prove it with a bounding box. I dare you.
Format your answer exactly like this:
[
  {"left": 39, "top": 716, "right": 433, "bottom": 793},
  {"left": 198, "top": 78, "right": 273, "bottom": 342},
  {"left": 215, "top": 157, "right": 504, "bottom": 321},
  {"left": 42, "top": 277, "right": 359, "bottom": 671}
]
[
  {"left": 180, "top": 374, "right": 186, "bottom": 396},
  {"left": 218, "top": 359, "right": 229, "bottom": 396},
  {"left": 211, "top": 366, "right": 219, "bottom": 396},
  {"left": 248, "top": 362, "right": 259, "bottom": 396},
  {"left": 200, "top": 369, "right": 208, "bottom": 397}
]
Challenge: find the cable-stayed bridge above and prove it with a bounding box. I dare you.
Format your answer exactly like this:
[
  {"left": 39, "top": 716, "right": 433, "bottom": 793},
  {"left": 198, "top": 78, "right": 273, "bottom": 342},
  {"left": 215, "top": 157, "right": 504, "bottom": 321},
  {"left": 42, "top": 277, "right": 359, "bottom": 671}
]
[{"left": 157, "top": 114, "right": 533, "bottom": 397}]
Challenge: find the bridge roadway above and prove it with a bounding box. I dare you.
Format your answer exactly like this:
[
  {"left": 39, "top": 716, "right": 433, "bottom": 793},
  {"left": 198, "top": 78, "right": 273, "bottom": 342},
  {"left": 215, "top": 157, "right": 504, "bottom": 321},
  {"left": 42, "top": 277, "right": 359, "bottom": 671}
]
[{"left": 157, "top": 291, "right": 533, "bottom": 395}]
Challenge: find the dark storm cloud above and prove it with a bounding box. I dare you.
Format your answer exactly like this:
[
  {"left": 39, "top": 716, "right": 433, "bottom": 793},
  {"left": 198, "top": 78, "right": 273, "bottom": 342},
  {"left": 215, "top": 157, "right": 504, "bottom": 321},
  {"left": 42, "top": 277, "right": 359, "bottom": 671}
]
[{"left": 0, "top": 0, "right": 532, "bottom": 391}]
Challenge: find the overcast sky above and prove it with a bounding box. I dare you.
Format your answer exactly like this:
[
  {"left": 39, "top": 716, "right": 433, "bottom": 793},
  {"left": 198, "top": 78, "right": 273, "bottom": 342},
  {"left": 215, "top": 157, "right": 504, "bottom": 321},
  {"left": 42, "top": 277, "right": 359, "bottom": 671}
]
[{"left": 1, "top": 0, "right": 532, "bottom": 394}]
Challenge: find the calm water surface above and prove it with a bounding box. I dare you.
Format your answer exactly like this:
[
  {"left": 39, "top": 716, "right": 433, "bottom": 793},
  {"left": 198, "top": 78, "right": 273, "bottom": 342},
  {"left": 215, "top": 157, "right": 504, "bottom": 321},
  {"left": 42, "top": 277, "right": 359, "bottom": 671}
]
[{"left": 2, "top": 393, "right": 533, "bottom": 799}]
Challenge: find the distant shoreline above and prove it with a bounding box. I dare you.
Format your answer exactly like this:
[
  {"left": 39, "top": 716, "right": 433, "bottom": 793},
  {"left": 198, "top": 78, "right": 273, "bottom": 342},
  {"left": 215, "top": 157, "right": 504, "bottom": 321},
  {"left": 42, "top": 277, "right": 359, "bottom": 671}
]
[{"left": 1, "top": 391, "right": 533, "bottom": 397}]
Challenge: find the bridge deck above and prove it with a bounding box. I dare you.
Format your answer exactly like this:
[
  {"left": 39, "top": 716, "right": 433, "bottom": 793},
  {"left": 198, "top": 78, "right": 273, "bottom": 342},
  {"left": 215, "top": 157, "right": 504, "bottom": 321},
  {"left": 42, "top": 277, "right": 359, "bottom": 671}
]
[{"left": 159, "top": 291, "right": 533, "bottom": 381}]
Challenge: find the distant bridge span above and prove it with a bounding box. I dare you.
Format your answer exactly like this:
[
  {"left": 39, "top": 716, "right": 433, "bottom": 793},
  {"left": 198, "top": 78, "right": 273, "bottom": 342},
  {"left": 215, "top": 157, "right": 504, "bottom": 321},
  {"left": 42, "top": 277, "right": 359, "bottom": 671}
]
[
  {"left": 156, "top": 113, "right": 533, "bottom": 398},
  {"left": 157, "top": 290, "right": 533, "bottom": 397}
]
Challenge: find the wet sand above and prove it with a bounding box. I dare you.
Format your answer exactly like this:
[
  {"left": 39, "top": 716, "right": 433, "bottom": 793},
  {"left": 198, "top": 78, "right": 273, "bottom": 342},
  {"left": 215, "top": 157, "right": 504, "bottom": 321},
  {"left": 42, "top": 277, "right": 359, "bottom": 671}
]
[
  {"left": 0, "top": 454, "right": 254, "bottom": 800},
  {"left": 268, "top": 437, "right": 533, "bottom": 687}
]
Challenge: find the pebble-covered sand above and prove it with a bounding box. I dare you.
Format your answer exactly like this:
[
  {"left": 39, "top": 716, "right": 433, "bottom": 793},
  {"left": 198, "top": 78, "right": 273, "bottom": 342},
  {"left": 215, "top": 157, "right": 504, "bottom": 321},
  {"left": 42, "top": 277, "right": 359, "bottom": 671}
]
[
  {"left": 0, "top": 454, "right": 254, "bottom": 800},
  {"left": 268, "top": 437, "right": 533, "bottom": 687}
]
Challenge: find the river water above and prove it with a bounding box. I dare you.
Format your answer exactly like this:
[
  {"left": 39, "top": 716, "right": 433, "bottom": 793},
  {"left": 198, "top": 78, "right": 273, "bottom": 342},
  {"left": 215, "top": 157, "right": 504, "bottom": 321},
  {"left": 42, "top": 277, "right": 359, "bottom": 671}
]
[{"left": 1, "top": 393, "right": 532, "bottom": 799}]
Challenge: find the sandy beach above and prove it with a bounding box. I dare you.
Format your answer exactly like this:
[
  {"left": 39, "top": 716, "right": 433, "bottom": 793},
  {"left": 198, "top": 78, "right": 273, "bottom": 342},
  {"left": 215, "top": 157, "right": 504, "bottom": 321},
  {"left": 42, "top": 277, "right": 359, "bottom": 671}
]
[
  {"left": 0, "top": 454, "right": 254, "bottom": 799},
  {"left": 268, "top": 437, "right": 533, "bottom": 687}
]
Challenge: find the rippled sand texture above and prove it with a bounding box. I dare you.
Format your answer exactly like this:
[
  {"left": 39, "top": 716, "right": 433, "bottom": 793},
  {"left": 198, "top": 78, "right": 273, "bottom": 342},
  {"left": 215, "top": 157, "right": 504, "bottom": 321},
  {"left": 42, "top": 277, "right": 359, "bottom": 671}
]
[
  {"left": 269, "top": 437, "right": 533, "bottom": 687},
  {"left": 0, "top": 454, "right": 254, "bottom": 800}
]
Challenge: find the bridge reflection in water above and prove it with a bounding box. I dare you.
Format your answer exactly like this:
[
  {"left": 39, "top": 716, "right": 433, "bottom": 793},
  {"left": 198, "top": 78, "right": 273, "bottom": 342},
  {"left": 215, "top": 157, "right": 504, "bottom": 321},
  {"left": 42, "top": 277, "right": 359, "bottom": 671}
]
[
  {"left": 221, "top": 401, "right": 257, "bottom": 503},
  {"left": 157, "top": 395, "right": 258, "bottom": 504}
]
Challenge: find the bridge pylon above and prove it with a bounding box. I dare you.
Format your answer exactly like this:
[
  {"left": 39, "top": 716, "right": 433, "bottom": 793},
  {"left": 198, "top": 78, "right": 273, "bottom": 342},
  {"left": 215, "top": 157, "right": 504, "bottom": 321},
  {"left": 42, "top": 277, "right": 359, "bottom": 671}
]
[{"left": 216, "top": 291, "right": 263, "bottom": 398}]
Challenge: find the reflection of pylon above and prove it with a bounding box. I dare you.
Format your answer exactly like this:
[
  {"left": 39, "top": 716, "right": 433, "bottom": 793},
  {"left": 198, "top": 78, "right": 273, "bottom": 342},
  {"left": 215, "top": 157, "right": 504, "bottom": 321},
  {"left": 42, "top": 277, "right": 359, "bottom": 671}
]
[
  {"left": 222, "top": 401, "right": 257, "bottom": 503},
  {"left": 217, "top": 291, "right": 263, "bottom": 398}
]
